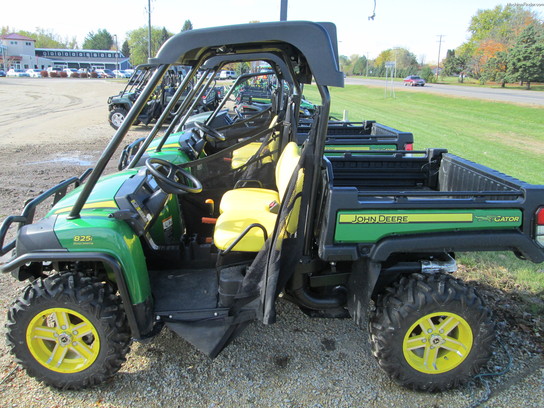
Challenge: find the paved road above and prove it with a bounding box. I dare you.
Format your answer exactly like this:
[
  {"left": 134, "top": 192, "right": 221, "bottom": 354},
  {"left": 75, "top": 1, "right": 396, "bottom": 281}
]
[{"left": 345, "top": 77, "right": 544, "bottom": 106}]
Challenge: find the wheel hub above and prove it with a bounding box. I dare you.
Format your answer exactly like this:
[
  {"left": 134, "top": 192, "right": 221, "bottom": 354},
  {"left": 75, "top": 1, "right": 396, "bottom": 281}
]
[
  {"left": 58, "top": 332, "right": 72, "bottom": 346},
  {"left": 429, "top": 334, "right": 445, "bottom": 347}
]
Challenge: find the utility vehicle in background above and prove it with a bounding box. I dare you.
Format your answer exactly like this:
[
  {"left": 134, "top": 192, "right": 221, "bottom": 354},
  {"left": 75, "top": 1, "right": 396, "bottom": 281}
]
[
  {"left": 107, "top": 65, "right": 220, "bottom": 130},
  {"left": 1, "top": 22, "right": 543, "bottom": 394}
]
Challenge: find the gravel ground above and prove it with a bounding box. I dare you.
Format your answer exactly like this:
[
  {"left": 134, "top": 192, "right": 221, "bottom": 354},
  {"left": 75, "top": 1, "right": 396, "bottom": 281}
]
[{"left": 0, "top": 78, "right": 542, "bottom": 408}]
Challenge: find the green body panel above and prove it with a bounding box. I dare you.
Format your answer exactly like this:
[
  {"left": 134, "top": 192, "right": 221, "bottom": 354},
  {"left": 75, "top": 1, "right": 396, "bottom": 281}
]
[
  {"left": 148, "top": 195, "right": 183, "bottom": 246},
  {"left": 45, "top": 169, "right": 157, "bottom": 304},
  {"left": 335, "top": 208, "right": 523, "bottom": 243},
  {"left": 300, "top": 99, "right": 315, "bottom": 110},
  {"left": 47, "top": 170, "right": 138, "bottom": 216},
  {"left": 146, "top": 131, "right": 186, "bottom": 151},
  {"left": 54, "top": 215, "right": 150, "bottom": 304},
  {"left": 145, "top": 132, "right": 194, "bottom": 166},
  {"left": 324, "top": 144, "right": 396, "bottom": 156}
]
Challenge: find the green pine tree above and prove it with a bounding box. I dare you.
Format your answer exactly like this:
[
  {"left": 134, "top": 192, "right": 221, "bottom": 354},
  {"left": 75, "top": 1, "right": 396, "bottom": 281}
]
[{"left": 507, "top": 24, "right": 544, "bottom": 89}]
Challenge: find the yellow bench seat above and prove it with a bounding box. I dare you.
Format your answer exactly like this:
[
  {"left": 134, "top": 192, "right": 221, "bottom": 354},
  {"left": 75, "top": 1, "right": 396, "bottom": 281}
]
[
  {"left": 219, "top": 187, "right": 278, "bottom": 213},
  {"left": 213, "top": 210, "right": 277, "bottom": 252}
]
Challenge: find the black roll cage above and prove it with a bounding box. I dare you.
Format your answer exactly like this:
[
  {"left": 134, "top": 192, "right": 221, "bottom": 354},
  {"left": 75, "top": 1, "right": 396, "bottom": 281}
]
[{"left": 66, "top": 21, "right": 344, "bottom": 258}]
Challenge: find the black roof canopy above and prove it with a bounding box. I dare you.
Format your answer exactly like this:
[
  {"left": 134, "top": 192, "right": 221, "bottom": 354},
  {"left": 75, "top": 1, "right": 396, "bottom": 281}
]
[{"left": 150, "top": 21, "right": 344, "bottom": 88}]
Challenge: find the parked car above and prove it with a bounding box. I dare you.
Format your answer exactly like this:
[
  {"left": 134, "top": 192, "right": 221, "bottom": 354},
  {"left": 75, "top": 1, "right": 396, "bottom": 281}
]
[
  {"left": 219, "top": 70, "right": 237, "bottom": 80},
  {"left": 403, "top": 75, "right": 426, "bottom": 86},
  {"left": 113, "top": 69, "right": 132, "bottom": 78},
  {"left": 63, "top": 68, "right": 79, "bottom": 78},
  {"left": 95, "top": 68, "right": 115, "bottom": 78},
  {"left": 26, "top": 69, "right": 43, "bottom": 78},
  {"left": 46, "top": 66, "right": 64, "bottom": 74},
  {"left": 6, "top": 69, "right": 30, "bottom": 77},
  {"left": 0, "top": 70, "right": 7, "bottom": 77}
]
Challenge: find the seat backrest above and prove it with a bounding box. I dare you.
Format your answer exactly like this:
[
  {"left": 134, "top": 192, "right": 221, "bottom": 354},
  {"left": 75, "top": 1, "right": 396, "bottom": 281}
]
[
  {"left": 275, "top": 141, "right": 301, "bottom": 203},
  {"left": 284, "top": 168, "right": 304, "bottom": 234}
]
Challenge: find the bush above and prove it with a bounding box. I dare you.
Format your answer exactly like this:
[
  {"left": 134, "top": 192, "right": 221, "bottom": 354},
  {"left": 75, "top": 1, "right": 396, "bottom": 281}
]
[
  {"left": 79, "top": 72, "right": 88, "bottom": 78},
  {"left": 90, "top": 72, "right": 98, "bottom": 78},
  {"left": 60, "top": 71, "right": 68, "bottom": 78},
  {"left": 49, "top": 71, "right": 58, "bottom": 78},
  {"left": 40, "top": 71, "right": 48, "bottom": 78},
  {"left": 70, "top": 72, "right": 80, "bottom": 78}
]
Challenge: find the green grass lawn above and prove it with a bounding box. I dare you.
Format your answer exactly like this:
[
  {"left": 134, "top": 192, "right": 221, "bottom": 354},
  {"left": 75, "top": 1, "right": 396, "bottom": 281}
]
[
  {"left": 358, "top": 75, "right": 544, "bottom": 91},
  {"left": 304, "top": 85, "right": 544, "bottom": 184},
  {"left": 304, "top": 84, "right": 544, "bottom": 315}
]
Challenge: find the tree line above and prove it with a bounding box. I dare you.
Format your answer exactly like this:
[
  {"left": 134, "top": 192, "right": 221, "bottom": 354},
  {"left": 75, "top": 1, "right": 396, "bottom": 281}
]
[
  {"left": 1, "top": 20, "right": 193, "bottom": 67},
  {"left": 339, "top": 5, "right": 543, "bottom": 88},
  {"left": 442, "top": 5, "right": 544, "bottom": 89}
]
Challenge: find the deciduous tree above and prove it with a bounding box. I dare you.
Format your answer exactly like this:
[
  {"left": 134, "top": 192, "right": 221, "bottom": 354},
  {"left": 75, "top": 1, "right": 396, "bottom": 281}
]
[
  {"left": 83, "top": 29, "right": 114, "bottom": 50},
  {"left": 126, "top": 26, "right": 174, "bottom": 65}
]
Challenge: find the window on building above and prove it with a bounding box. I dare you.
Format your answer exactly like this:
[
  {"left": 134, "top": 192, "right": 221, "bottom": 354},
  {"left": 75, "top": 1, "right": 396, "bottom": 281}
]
[
  {"left": 100, "top": 53, "right": 105, "bottom": 58},
  {"left": 78, "top": 52, "right": 83, "bottom": 57},
  {"left": 25, "top": 42, "right": 32, "bottom": 46},
  {"left": 71, "top": 52, "right": 76, "bottom": 57},
  {"left": 92, "top": 53, "right": 97, "bottom": 57}
]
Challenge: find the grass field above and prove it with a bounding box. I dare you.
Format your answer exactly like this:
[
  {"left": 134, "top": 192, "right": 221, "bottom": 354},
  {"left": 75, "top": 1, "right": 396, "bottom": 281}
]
[
  {"left": 360, "top": 75, "right": 544, "bottom": 91},
  {"left": 304, "top": 84, "right": 544, "bottom": 314}
]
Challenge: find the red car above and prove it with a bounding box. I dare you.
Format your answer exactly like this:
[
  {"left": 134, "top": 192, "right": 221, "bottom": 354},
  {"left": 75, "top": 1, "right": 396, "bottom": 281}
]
[{"left": 403, "top": 75, "right": 425, "bottom": 86}]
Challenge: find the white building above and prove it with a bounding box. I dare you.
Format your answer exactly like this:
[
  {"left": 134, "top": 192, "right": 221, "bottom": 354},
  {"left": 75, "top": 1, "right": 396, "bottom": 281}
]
[
  {"left": 0, "top": 33, "right": 51, "bottom": 70},
  {"left": 0, "top": 33, "right": 130, "bottom": 71}
]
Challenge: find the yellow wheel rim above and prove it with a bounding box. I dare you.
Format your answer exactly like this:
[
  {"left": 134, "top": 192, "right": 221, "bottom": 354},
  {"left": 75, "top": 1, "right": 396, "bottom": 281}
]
[
  {"left": 403, "top": 312, "right": 473, "bottom": 374},
  {"left": 26, "top": 307, "right": 100, "bottom": 373}
]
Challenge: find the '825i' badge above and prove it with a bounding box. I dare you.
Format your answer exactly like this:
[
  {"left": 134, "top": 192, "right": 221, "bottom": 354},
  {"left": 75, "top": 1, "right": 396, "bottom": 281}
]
[{"left": 73, "top": 235, "right": 93, "bottom": 245}]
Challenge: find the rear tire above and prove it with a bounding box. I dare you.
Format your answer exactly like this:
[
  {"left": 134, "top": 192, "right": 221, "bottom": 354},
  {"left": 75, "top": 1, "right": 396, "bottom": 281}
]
[
  {"left": 369, "top": 273, "right": 494, "bottom": 392},
  {"left": 6, "top": 271, "right": 131, "bottom": 389}
]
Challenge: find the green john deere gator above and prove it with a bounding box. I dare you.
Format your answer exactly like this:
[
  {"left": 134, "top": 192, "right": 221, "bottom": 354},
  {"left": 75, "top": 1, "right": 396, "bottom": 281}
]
[{"left": 1, "top": 22, "right": 543, "bottom": 392}]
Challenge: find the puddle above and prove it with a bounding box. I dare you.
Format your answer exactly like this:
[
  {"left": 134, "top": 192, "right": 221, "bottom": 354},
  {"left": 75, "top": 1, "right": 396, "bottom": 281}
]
[{"left": 29, "top": 155, "right": 94, "bottom": 166}]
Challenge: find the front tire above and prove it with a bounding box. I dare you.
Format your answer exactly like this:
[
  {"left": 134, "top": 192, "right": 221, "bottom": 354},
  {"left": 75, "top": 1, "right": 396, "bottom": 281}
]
[
  {"left": 369, "top": 273, "right": 495, "bottom": 392},
  {"left": 108, "top": 107, "right": 128, "bottom": 130},
  {"left": 6, "top": 271, "right": 131, "bottom": 389}
]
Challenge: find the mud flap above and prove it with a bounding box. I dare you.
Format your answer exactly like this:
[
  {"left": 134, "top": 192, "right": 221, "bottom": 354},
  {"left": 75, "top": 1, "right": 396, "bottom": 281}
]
[
  {"left": 347, "top": 259, "right": 381, "bottom": 328},
  {"left": 166, "top": 311, "right": 254, "bottom": 358}
]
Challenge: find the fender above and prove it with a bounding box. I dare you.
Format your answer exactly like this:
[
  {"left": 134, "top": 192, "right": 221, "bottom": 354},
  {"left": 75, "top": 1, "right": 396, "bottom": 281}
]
[{"left": 1, "top": 251, "right": 152, "bottom": 339}]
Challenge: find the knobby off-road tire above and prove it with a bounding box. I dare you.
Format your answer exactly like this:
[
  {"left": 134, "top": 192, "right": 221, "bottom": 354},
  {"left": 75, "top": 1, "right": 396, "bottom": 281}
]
[
  {"left": 108, "top": 107, "right": 128, "bottom": 130},
  {"left": 369, "top": 273, "right": 495, "bottom": 392},
  {"left": 6, "top": 271, "right": 131, "bottom": 389}
]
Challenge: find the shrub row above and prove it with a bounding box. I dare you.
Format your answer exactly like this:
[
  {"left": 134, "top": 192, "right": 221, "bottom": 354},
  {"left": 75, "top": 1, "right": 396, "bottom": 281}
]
[{"left": 38, "top": 71, "right": 99, "bottom": 78}]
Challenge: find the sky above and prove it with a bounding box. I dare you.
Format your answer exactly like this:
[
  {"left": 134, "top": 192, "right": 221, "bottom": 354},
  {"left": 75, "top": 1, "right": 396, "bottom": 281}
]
[{"left": 3, "top": 0, "right": 543, "bottom": 64}]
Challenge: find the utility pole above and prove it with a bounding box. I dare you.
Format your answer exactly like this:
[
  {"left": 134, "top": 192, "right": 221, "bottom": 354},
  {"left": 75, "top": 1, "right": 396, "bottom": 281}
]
[
  {"left": 147, "top": 0, "right": 152, "bottom": 59},
  {"left": 280, "top": 0, "right": 288, "bottom": 21},
  {"left": 114, "top": 34, "right": 118, "bottom": 73},
  {"left": 436, "top": 34, "right": 445, "bottom": 82}
]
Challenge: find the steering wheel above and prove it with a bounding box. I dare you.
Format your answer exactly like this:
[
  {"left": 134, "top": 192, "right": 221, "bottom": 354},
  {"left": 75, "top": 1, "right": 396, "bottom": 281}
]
[
  {"left": 145, "top": 158, "right": 203, "bottom": 194},
  {"left": 193, "top": 121, "right": 226, "bottom": 142},
  {"left": 194, "top": 122, "right": 225, "bottom": 142}
]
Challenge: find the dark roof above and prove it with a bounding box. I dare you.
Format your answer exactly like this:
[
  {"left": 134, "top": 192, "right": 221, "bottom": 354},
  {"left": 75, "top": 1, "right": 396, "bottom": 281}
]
[
  {"left": 201, "top": 53, "right": 293, "bottom": 84},
  {"left": 1, "top": 33, "right": 35, "bottom": 41},
  {"left": 150, "top": 21, "right": 344, "bottom": 87}
]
